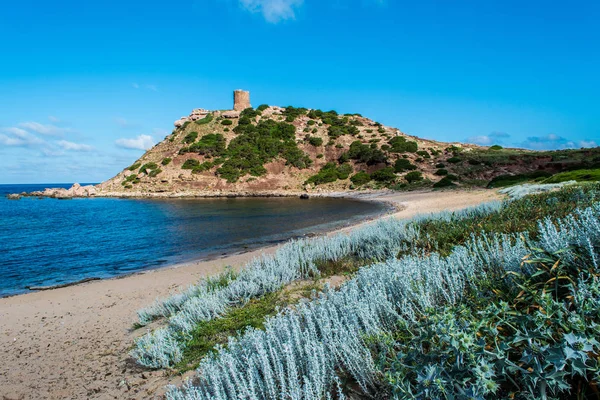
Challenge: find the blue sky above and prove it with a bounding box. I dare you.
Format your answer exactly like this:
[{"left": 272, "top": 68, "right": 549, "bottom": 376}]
[{"left": 1, "top": 0, "right": 599, "bottom": 184}]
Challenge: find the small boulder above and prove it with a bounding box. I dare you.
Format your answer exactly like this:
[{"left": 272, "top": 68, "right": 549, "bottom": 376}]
[
  {"left": 174, "top": 117, "right": 189, "bottom": 128},
  {"left": 7, "top": 194, "right": 21, "bottom": 200},
  {"left": 299, "top": 194, "right": 309, "bottom": 200},
  {"left": 222, "top": 111, "right": 240, "bottom": 119}
]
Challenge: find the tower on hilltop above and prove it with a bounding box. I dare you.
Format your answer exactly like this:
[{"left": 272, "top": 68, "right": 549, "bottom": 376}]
[{"left": 233, "top": 90, "right": 251, "bottom": 111}]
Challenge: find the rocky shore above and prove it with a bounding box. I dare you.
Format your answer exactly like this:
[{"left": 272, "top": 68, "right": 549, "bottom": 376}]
[
  {"left": 10, "top": 183, "right": 98, "bottom": 199},
  {"left": 9, "top": 183, "right": 395, "bottom": 200}
]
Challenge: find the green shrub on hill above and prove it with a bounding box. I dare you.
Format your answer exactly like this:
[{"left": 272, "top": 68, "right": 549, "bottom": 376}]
[
  {"left": 257, "top": 104, "right": 269, "bottom": 112},
  {"left": 543, "top": 168, "right": 600, "bottom": 183},
  {"left": 214, "top": 119, "right": 311, "bottom": 182},
  {"left": 189, "top": 134, "right": 226, "bottom": 157},
  {"left": 161, "top": 158, "right": 172, "bottom": 166},
  {"left": 447, "top": 156, "right": 462, "bottom": 164},
  {"left": 123, "top": 174, "right": 140, "bottom": 185},
  {"left": 394, "top": 158, "right": 417, "bottom": 172},
  {"left": 139, "top": 162, "right": 159, "bottom": 173},
  {"left": 435, "top": 168, "right": 448, "bottom": 176},
  {"left": 221, "top": 119, "right": 233, "bottom": 126},
  {"left": 404, "top": 170, "right": 423, "bottom": 183},
  {"left": 282, "top": 143, "right": 312, "bottom": 168},
  {"left": 433, "top": 176, "right": 457, "bottom": 188},
  {"left": 388, "top": 136, "right": 418, "bottom": 153},
  {"left": 487, "top": 171, "right": 552, "bottom": 188},
  {"left": 305, "top": 162, "right": 353, "bottom": 185},
  {"left": 327, "top": 124, "right": 359, "bottom": 139},
  {"left": 182, "top": 159, "right": 200, "bottom": 170},
  {"left": 240, "top": 108, "right": 260, "bottom": 119},
  {"left": 149, "top": 168, "right": 162, "bottom": 177},
  {"left": 336, "top": 163, "right": 353, "bottom": 179},
  {"left": 371, "top": 167, "right": 397, "bottom": 183},
  {"left": 489, "top": 144, "right": 503, "bottom": 150},
  {"left": 350, "top": 171, "right": 371, "bottom": 186},
  {"left": 282, "top": 106, "right": 307, "bottom": 122},
  {"left": 307, "top": 136, "right": 323, "bottom": 146},
  {"left": 416, "top": 150, "right": 431, "bottom": 159},
  {"left": 194, "top": 114, "right": 213, "bottom": 125},
  {"left": 346, "top": 141, "right": 388, "bottom": 165},
  {"left": 191, "top": 161, "right": 214, "bottom": 173},
  {"left": 183, "top": 131, "right": 199, "bottom": 144},
  {"left": 127, "top": 162, "right": 141, "bottom": 171},
  {"left": 238, "top": 116, "right": 252, "bottom": 126}
]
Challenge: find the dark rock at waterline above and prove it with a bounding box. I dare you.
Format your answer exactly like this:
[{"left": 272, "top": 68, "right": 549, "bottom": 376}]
[{"left": 299, "top": 194, "right": 309, "bottom": 200}]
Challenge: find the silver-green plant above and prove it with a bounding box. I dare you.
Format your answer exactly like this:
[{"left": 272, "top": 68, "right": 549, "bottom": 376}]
[
  {"left": 133, "top": 201, "right": 504, "bottom": 368},
  {"left": 165, "top": 202, "right": 600, "bottom": 399}
]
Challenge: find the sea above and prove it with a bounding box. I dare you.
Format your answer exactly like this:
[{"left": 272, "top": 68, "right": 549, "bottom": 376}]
[{"left": 0, "top": 184, "right": 388, "bottom": 297}]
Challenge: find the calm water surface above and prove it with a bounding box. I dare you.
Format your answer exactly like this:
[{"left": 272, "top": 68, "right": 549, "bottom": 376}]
[{"left": 0, "top": 184, "right": 388, "bottom": 297}]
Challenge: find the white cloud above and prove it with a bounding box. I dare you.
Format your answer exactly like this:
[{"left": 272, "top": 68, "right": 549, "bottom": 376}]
[
  {"left": 518, "top": 134, "right": 598, "bottom": 150},
  {"left": 579, "top": 140, "right": 597, "bottom": 148},
  {"left": 18, "top": 121, "right": 71, "bottom": 136},
  {"left": 0, "top": 127, "right": 45, "bottom": 147},
  {"left": 57, "top": 140, "right": 94, "bottom": 152},
  {"left": 239, "top": 0, "right": 303, "bottom": 23},
  {"left": 115, "top": 134, "right": 156, "bottom": 150},
  {"left": 466, "top": 135, "right": 494, "bottom": 146},
  {"left": 465, "top": 131, "right": 510, "bottom": 146},
  {"left": 48, "top": 116, "right": 60, "bottom": 123}
]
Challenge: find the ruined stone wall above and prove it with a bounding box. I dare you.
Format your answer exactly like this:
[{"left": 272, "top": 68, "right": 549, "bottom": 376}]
[{"left": 233, "top": 90, "right": 251, "bottom": 111}]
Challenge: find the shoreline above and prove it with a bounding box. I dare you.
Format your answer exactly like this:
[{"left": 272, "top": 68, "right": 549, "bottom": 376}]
[
  {"left": 0, "top": 188, "right": 502, "bottom": 400},
  {"left": 1, "top": 191, "right": 398, "bottom": 299}
]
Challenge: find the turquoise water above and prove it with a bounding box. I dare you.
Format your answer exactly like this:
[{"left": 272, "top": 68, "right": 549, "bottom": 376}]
[{"left": 0, "top": 184, "right": 387, "bottom": 297}]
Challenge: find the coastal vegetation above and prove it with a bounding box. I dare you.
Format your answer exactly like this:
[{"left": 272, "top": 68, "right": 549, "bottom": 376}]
[
  {"left": 132, "top": 182, "right": 600, "bottom": 399},
  {"left": 111, "top": 104, "right": 600, "bottom": 193}
]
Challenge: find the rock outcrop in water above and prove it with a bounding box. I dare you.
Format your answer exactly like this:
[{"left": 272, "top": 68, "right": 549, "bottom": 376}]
[{"left": 20, "top": 183, "right": 98, "bottom": 199}]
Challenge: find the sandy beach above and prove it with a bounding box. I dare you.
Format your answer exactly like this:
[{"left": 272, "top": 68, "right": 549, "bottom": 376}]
[{"left": 0, "top": 189, "right": 501, "bottom": 400}]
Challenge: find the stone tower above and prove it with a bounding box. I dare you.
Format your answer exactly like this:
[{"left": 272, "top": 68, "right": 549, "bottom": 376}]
[{"left": 233, "top": 90, "right": 251, "bottom": 111}]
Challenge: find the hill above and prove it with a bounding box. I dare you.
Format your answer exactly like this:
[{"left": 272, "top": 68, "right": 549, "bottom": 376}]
[{"left": 96, "top": 96, "right": 600, "bottom": 196}]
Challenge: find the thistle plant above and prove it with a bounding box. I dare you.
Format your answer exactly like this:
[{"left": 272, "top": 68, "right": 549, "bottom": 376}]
[{"left": 376, "top": 245, "right": 600, "bottom": 400}]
